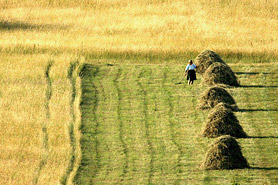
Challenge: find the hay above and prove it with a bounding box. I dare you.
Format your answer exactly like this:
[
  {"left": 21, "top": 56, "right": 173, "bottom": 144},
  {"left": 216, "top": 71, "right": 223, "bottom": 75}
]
[
  {"left": 202, "top": 62, "right": 240, "bottom": 86},
  {"left": 201, "top": 105, "right": 247, "bottom": 138},
  {"left": 202, "top": 135, "right": 249, "bottom": 170},
  {"left": 194, "top": 50, "right": 226, "bottom": 74},
  {"left": 198, "top": 86, "right": 238, "bottom": 110},
  {"left": 213, "top": 102, "right": 235, "bottom": 111}
]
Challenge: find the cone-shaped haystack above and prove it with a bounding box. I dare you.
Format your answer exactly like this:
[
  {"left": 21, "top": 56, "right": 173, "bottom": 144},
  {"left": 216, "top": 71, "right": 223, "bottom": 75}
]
[
  {"left": 202, "top": 135, "right": 249, "bottom": 170},
  {"left": 198, "top": 86, "right": 238, "bottom": 110},
  {"left": 195, "top": 50, "right": 226, "bottom": 74},
  {"left": 202, "top": 62, "right": 240, "bottom": 86},
  {"left": 202, "top": 105, "right": 247, "bottom": 138}
]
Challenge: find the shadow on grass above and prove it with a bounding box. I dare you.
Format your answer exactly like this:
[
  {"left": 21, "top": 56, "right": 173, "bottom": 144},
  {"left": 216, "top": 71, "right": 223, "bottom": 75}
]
[
  {"left": 247, "top": 136, "right": 278, "bottom": 139},
  {"left": 237, "top": 108, "right": 278, "bottom": 112},
  {"left": 0, "top": 21, "right": 68, "bottom": 31},
  {"left": 235, "top": 72, "right": 275, "bottom": 75},
  {"left": 239, "top": 85, "right": 278, "bottom": 88},
  {"left": 250, "top": 167, "right": 278, "bottom": 170}
]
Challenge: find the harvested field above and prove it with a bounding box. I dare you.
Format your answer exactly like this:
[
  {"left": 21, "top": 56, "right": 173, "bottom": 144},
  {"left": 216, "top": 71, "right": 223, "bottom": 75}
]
[
  {"left": 71, "top": 63, "right": 278, "bottom": 184},
  {"left": 1, "top": 0, "right": 278, "bottom": 184},
  {"left": 1, "top": 60, "right": 278, "bottom": 184}
]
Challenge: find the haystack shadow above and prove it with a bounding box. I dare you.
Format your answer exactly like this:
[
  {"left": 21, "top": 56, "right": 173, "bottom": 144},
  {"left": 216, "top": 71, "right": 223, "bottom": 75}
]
[
  {"left": 235, "top": 72, "right": 274, "bottom": 75},
  {"left": 247, "top": 136, "right": 278, "bottom": 139},
  {"left": 250, "top": 167, "right": 278, "bottom": 170},
  {"left": 0, "top": 21, "right": 68, "bottom": 31},
  {"left": 236, "top": 108, "right": 278, "bottom": 112},
  {"left": 240, "top": 85, "right": 278, "bottom": 88}
]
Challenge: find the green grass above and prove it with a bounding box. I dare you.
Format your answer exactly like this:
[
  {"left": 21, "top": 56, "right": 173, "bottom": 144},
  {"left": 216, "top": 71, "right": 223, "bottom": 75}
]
[{"left": 74, "top": 62, "right": 278, "bottom": 184}]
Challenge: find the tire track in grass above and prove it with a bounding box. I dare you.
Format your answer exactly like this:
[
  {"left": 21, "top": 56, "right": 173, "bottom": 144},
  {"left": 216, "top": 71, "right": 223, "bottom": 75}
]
[
  {"left": 162, "top": 67, "right": 183, "bottom": 183},
  {"left": 113, "top": 68, "right": 129, "bottom": 182},
  {"left": 74, "top": 64, "right": 100, "bottom": 184},
  {"left": 137, "top": 68, "right": 154, "bottom": 185},
  {"left": 33, "top": 61, "right": 53, "bottom": 184}
]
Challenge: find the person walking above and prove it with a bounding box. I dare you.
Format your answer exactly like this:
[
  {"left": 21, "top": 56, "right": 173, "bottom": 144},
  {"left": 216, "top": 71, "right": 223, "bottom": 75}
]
[{"left": 185, "top": 59, "right": 197, "bottom": 85}]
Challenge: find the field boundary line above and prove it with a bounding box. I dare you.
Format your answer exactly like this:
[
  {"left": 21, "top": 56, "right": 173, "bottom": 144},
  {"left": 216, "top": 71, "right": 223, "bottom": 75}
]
[
  {"left": 68, "top": 62, "right": 84, "bottom": 185},
  {"left": 33, "top": 60, "right": 53, "bottom": 184},
  {"left": 72, "top": 64, "right": 101, "bottom": 184}
]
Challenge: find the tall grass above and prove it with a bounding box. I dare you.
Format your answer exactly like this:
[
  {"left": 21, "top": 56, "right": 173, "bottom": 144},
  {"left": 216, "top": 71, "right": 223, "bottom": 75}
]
[
  {"left": 36, "top": 57, "right": 73, "bottom": 184},
  {"left": 0, "top": 54, "right": 78, "bottom": 184},
  {"left": 1, "top": 0, "right": 278, "bottom": 61},
  {"left": 0, "top": 55, "right": 46, "bottom": 184}
]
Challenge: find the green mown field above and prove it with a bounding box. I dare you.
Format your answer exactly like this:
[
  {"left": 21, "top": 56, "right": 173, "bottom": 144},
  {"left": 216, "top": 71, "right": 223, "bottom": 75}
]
[{"left": 73, "top": 63, "right": 278, "bottom": 184}]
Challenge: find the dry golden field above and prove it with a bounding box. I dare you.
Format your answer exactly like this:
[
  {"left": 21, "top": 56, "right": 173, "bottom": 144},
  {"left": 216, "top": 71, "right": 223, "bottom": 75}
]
[
  {"left": 1, "top": 0, "right": 278, "bottom": 56},
  {"left": 0, "top": 0, "right": 278, "bottom": 184}
]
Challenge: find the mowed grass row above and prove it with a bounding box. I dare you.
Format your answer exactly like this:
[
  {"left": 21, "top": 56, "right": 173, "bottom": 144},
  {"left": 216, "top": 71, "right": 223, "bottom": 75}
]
[{"left": 76, "top": 63, "right": 278, "bottom": 184}]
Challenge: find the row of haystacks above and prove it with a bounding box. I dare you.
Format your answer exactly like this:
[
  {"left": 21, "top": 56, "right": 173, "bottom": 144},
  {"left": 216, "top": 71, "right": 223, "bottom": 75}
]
[
  {"left": 195, "top": 50, "right": 240, "bottom": 87},
  {"left": 195, "top": 50, "right": 249, "bottom": 170}
]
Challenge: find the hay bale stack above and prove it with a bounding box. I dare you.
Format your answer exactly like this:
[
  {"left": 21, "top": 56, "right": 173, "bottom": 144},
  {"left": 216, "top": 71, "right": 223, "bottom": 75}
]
[
  {"left": 202, "top": 105, "right": 247, "bottom": 138},
  {"left": 202, "top": 135, "right": 249, "bottom": 170},
  {"left": 202, "top": 62, "right": 239, "bottom": 86},
  {"left": 194, "top": 50, "right": 226, "bottom": 74},
  {"left": 198, "top": 86, "right": 238, "bottom": 110}
]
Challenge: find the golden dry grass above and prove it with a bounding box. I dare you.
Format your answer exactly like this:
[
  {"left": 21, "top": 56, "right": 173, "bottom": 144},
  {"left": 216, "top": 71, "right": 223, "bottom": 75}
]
[
  {"left": 0, "top": 55, "right": 46, "bottom": 184},
  {"left": 0, "top": 0, "right": 278, "bottom": 55},
  {"left": 36, "top": 57, "right": 72, "bottom": 185},
  {"left": 0, "top": 54, "right": 76, "bottom": 184}
]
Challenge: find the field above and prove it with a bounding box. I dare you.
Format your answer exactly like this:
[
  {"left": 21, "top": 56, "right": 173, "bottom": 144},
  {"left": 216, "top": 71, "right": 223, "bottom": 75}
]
[
  {"left": 1, "top": 0, "right": 278, "bottom": 184},
  {"left": 73, "top": 63, "right": 278, "bottom": 184}
]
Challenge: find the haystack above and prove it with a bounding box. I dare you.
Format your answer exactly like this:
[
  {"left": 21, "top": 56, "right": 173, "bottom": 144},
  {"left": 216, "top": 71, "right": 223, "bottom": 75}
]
[
  {"left": 198, "top": 86, "right": 238, "bottom": 110},
  {"left": 202, "top": 105, "right": 247, "bottom": 138},
  {"left": 202, "top": 135, "right": 249, "bottom": 170},
  {"left": 202, "top": 62, "right": 240, "bottom": 86},
  {"left": 194, "top": 50, "right": 226, "bottom": 74}
]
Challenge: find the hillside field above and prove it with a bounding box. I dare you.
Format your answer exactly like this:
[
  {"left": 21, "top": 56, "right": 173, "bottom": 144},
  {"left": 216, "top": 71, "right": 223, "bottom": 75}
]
[{"left": 0, "top": 0, "right": 278, "bottom": 184}]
